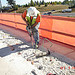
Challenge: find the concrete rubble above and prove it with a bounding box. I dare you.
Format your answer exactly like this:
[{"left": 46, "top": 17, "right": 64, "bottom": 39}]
[{"left": 0, "top": 30, "right": 75, "bottom": 75}]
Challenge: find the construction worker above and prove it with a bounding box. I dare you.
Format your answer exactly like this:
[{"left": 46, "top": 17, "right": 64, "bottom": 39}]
[{"left": 22, "top": 7, "right": 40, "bottom": 48}]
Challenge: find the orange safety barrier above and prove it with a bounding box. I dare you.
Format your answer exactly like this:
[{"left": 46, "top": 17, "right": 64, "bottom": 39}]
[
  {"left": 0, "top": 13, "right": 75, "bottom": 46},
  {"left": 52, "top": 16, "right": 75, "bottom": 46}
]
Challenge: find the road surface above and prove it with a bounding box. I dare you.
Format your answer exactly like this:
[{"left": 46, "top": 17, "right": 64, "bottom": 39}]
[{"left": 51, "top": 13, "right": 75, "bottom": 17}]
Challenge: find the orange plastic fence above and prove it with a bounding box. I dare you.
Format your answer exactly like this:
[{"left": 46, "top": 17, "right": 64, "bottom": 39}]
[
  {"left": 52, "top": 16, "right": 75, "bottom": 47},
  {"left": 0, "top": 13, "right": 75, "bottom": 46}
]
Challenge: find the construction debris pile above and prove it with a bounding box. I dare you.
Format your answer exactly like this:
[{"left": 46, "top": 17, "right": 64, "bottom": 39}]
[{"left": 0, "top": 30, "right": 75, "bottom": 75}]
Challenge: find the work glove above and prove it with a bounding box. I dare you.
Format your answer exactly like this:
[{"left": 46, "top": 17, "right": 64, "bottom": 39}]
[{"left": 28, "top": 26, "right": 31, "bottom": 29}]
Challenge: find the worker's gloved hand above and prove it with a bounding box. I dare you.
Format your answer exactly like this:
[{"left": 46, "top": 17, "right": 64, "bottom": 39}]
[
  {"left": 31, "top": 25, "right": 34, "bottom": 29},
  {"left": 28, "top": 26, "right": 31, "bottom": 29}
]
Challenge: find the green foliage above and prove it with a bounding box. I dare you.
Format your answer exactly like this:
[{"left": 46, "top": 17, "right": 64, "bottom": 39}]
[
  {"left": 37, "top": 1, "right": 39, "bottom": 5},
  {"left": 25, "top": 4, "right": 28, "bottom": 7},
  {"left": 45, "top": 3, "right": 48, "bottom": 7},
  {"left": 58, "top": 1, "right": 61, "bottom": 4},
  {"left": 50, "top": 1, "right": 62, "bottom": 5},
  {"left": 13, "top": 5, "right": 18, "bottom": 10},
  {"left": 42, "top": 0, "right": 45, "bottom": 5},
  {"left": 53, "top": 2, "right": 56, "bottom": 5},
  {"left": 34, "top": 3, "right": 37, "bottom": 6},
  {"left": 17, "top": 5, "right": 21, "bottom": 7},
  {"left": 71, "top": 0, "right": 75, "bottom": 7},
  {"left": 7, "top": 0, "right": 15, "bottom": 6},
  {"left": 49, "top": 2, "right": 50, "bottom": 5},
  {"left": 40, "top": 1, "right": 42, "bottom": 5},
  {"left": 3, "top": 6, "right": 6, "bottom": 8},
  {"left": 31, "top": 0, "right": 34, "bottom": 6},
  {"left": 38, "top": 4, "right": 41, "bottom": 7},
  {"left": 22, "top": 5, "right": 25, "bottom": 8},
  {"left": 28, "top": 3, "right": 31, "bottom": 7},
  {"left": 63, "top": 0, "right": 75, "bottom": 7},
  {"left": 62, "top": 0, "right": 69, "bottom": 5}
]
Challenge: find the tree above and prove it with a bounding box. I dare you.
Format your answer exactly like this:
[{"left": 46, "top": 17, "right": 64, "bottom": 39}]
[
  {"left": 31, "top": 0, "right": 34, "bottom": 6},
  {"left": 38, "top": 3, "right": 41, "bottom": 7},
  {"left": 13, "top": 5, "right": 18, "bottom": 10},
  {"left": 58, "top": 1, "right": 61, "bottom": 4},
  {"left": 37, "top": 1, "right": 39, "bottom": 5},
  {"left": 70, "top": 0, "right": 75, "bottom": 7},
  {"left": 7, "top": 0, "right": 15, "bottom": 7},
  {"left": 53, "top": 2, "right": 57, "bottom": 5},
  {"left": 17, "top": 5, "right": 21, "bottom": 7},
  {"left": 49, "top": 2, "right": 50, "bottom": 5},
  {"left": 40, "top": 1, "right": 42, "bottom": 5},
  {"left": 34, "top": 3, "right": 37, "bottom": 6},
  {"left": 52, "top": 2, "right": 55, "bottom": 5},
  {"left": 25, "top": 4, "right": 28, "bottom": 7},
  {"left": 22, "top": 5, "right": 25, "bottom": 8},
  {"left": 45, "top": 3, "right": 48, "bottom": 7},
  {"left": 50, "top": 1, "right": 52, "bottom": 4},
  {"left": 73, "top": 0, "right": 75, "bottom": 6},
  {"left": 34, "top": 1, "right": 37, "bottom": 6},
  {"left": 71, "top": 0, "right": 75, "bottom": 6},
  {"left": 63, "top": 0, "right": 75, "bottom": 7},
  {"left": 41, "top": 0, "right": 45, "bottom": 5},
  {"left": 28, "top": 3, "right": 31, "bottom": 7},
  {"left": 63, "top": 0, "right": 69, "bottom": 5}
]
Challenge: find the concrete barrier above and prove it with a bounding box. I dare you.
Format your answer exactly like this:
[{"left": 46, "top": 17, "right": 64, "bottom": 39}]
[{"left": 0, "top": 13, "right": 75, "bottom": 46}]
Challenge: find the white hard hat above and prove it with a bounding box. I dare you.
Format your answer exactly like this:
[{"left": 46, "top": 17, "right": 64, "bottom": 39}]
[{"left": 27, "top": 7, "right": 40, "bottom": 16}]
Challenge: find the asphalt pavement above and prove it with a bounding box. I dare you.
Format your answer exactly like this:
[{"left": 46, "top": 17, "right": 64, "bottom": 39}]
[{"left": 51, "top": 13, "right": 75, "bottom": 17}]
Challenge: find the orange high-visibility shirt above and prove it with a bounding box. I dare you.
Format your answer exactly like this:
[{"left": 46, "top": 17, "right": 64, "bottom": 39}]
[{"left": 22, "top": 10, "right": 27, "bottom": 19}]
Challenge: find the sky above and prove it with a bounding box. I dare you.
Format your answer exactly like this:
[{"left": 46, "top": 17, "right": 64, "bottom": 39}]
[{"left": 1, "top": 0, "right": 64, "bottom": 6}]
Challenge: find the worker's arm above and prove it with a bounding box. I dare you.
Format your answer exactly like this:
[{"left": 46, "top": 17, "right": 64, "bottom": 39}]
[
  {"left": 21, "top": 10, "right": 29, "bottom": 26},
  {"left": 31, "top": 22, "right": 38, "bottom": 28},
  {"left": 21, "top": 16, "right": 29, "bottom": 26}
]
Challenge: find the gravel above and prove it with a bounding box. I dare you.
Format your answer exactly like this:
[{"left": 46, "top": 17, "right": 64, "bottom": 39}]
[{"left": 0, "top": 30, "right": 75, "bottom": 75}]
